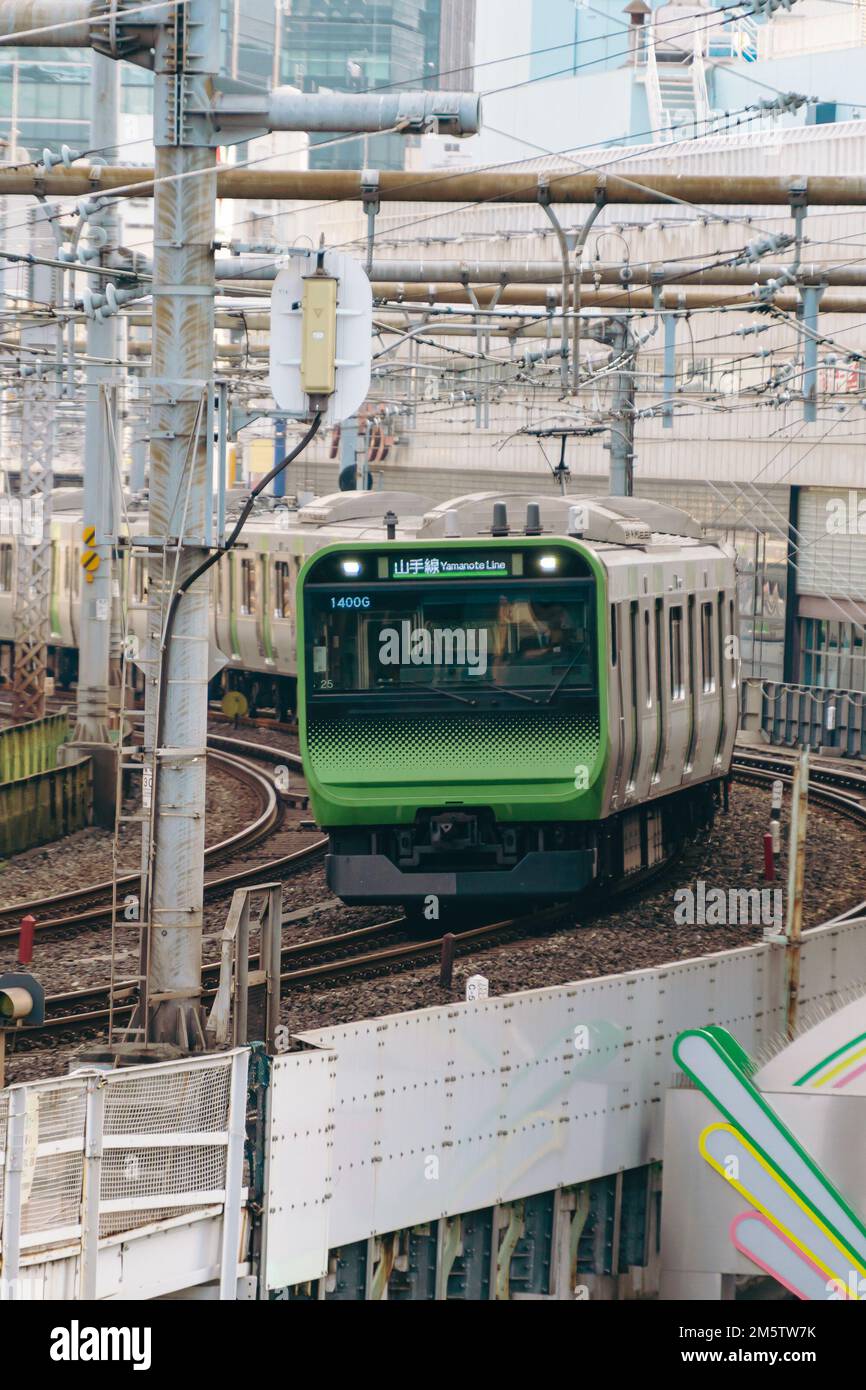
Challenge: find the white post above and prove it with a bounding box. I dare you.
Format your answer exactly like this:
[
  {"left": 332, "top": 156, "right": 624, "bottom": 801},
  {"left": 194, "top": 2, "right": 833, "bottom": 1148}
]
[
  {"left": 78, "top": 1074, "right": 106, "bottom": 1299},
  {"left": 219, "top": 1049, "right": 250, "bottom": 1299},
  {"left": 0, "top": 1088, "right": 26, "bottom": 1299}
]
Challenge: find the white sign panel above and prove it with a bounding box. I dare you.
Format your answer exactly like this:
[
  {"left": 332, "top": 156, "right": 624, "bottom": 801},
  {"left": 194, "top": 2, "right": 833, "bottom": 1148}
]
[{"left": 269, "top": 251, "right": 373, "bottom": 426}]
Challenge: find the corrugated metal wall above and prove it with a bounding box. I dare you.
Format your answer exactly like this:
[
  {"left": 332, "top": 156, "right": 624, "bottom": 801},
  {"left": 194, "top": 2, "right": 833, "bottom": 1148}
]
[{"left": 795, "top": 486, "right": 866, "bottom": 600}]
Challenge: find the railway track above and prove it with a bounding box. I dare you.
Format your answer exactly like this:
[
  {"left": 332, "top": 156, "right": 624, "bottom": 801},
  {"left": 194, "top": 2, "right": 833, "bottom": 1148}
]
[
  {"left": 0, "top": 737, "right": 325, "bottom": 939},
  {"left": 11, "top": 747, "right": 866, "bottom": 1045},
  {"left": 730, "top": 746, "right": 866, "bottom": 823}
]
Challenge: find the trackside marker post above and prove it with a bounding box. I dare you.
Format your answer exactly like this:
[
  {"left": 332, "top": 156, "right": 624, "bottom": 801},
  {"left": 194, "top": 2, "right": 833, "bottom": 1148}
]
[
  {"left": 439, "top": 933, "right": 455, "bottom": 989},
  {"left": 18, "top": 915, "right": 34, "bottom": 967}
]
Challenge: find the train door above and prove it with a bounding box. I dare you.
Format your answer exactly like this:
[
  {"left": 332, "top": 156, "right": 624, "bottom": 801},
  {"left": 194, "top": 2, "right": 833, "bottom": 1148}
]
[
  {"left": 211, "top": 556, "right": 223, "bottom": 661},
  {"left": 691, "top": 593, "right": 720, "bottom": 780},
  {"left": 652, "top": 596, "right": 665, "bottom": 787},
  {"left": 257, "top": 554, "right": 272, "bottom": 665},
  {"left": 717, "top": 591, "right": 739, "bottom": 765},
  {"left": 608, "top": 600, "right": 627, "bottom": 808},
  {"left": 684, "top": 595, "right": 697, "bottom": 772},
  {"left": 624, "top": 599, "right": 641, "bottom": 799},
  {"left": 662, "top": 598, "right": 689, "bottom": 788},
  {"left": 273, "top": 558, "right": 292, "bottom": 664},
  {"left": 0, "top": 541, "right": 12, "bottom": 657},
  {"left": 635, "top": 595, "right": 656, "bottom": 801}
]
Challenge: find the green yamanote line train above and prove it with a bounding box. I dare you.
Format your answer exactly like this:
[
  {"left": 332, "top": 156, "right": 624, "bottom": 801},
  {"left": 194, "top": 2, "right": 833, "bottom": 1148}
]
[
  {"left": 0, "top": 488, "right": 738, "bottom": 912},
  {"left": 296, "top": 490, "right": 739, "bottom": 914}
]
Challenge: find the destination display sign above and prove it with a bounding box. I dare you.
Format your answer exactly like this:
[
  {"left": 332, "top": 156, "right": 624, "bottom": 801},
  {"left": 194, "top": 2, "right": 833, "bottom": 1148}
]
[{"left": 389, "top": 554, "right": 512, "bottom": 580}]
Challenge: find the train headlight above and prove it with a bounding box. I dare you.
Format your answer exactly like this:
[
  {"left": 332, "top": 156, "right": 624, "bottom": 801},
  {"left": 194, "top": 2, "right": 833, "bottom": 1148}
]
[
  {"left": 341, "top": 559, "right": 362, "bottom": 577},
  {"left": 538, "top": 554, "right": 558, "bottom": 572}
]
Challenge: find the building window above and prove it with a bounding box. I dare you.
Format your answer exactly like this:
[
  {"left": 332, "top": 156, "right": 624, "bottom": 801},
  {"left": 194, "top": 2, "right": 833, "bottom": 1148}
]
[{"left": 670, "top": 606, "right": 684, "bottom": 699}]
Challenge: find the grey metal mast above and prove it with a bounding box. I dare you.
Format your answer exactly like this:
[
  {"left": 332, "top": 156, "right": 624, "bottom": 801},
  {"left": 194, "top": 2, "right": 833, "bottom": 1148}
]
[
  {"left": 0, "top": 0, "right": 479, "bottom": 1054},
  {"left": 72, "top": 51, "right": 120, "bottom": 761},
  {"left": 12, "top": 206, "right": 57, "bottom": 722},
  {"left": 607, "top": 317, "right": 637, "bottom": 498},
  {"left": 142, "top": 1, "right": 220, "bottom": 1048}
]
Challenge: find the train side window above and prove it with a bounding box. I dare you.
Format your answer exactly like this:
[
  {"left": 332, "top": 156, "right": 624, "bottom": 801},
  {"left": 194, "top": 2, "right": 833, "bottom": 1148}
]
[
  {"left": 701, "top": 601, "right": 715, "bottom": 692},
  {"left": 669, "top": 605, "right": 684, "bottom": 699},
  {"left": 0, "top": 543, "right": 11, "bottom": 592},
  {"left": 240, "top": 557, "right": 256, "bottom": 615},
  {"left": 274, "top": 560, "right": 291, "bottom": 619},
  {"left": 728, "top": 596, "right": 737, "bottom": 687},
  {"left": 610, "top": 605, "right": 618, "bottom": 666},
  {"left": 644, "top": 610, "right": 652, "bottom": 708}
]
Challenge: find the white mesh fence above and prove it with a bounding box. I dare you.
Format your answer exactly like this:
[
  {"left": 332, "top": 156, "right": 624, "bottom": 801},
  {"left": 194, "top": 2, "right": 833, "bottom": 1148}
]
[{"left": 0, "top": 1052, "right": 245, "bottom": 1259}]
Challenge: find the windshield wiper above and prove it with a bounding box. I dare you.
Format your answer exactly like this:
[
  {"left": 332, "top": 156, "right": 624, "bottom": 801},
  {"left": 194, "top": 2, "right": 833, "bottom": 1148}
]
[
  {"left": 482, "top": 681, "right": 541, "bottom": 706},
  {"left": 542, "top": 652, "right": 587, "bottom": 705},
  {"left": 384, "top": 684, "right": 478, "bottom": 706}
]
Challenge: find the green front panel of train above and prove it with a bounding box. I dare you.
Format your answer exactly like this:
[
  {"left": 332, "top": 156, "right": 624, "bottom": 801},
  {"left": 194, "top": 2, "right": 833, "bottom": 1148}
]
[{"left": 297, "top": 538, "right": 610, "bottom": 826}]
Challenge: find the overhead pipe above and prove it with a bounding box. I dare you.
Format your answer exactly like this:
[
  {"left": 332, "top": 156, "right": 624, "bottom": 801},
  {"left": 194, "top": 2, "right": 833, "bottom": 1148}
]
[
  {"left": 123, "top": 284, "right": 866, "bottom": 322},
  {"left": 4, "top": 167, "right": 866, "bottom": 205},
  {"left": 215, "top": 90, "right": 481, "bottom": 138},
  {"left": 212, "top": 258, "right": 866, "bottom": 288},
  {"left": 0, "top": 1, "right": 92, "bottom": 43}
]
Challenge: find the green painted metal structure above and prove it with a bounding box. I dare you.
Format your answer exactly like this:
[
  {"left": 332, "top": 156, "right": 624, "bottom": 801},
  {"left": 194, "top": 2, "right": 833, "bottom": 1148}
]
[
  {"left": 0, "top": 710, "right": 71, "bottom": 782},
  {"left": 0, "top": 711, "right": 92, "bottom": 856}
]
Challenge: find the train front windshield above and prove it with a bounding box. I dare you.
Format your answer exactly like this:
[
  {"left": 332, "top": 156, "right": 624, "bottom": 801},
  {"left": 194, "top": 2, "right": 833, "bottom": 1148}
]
[{"left": 305, "top": 581, "right": 596, "bottom": 702}]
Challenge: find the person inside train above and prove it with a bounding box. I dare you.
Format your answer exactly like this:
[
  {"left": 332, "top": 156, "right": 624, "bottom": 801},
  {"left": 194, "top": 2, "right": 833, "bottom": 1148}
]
[{"left": 520, "top": 599, "right": 586, "bottom": 662}]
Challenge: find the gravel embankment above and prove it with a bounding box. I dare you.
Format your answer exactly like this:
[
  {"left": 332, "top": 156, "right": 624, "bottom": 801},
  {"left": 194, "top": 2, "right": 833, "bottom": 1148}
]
[
  {"left": 4, "top": 779, "right": 863, "bottom": 1084},
  {"left": 0, "top": 756, "right": 263, "bottom": 906}
]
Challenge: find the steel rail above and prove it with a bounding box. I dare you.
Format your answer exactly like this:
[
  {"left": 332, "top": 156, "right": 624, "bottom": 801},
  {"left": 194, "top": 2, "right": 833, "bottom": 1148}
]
[
  {"left": 17, "top": 754, "right": 866, "bottom": 1041},
  {"left": 0, "top": 743, "right": 302, "bottom": 931}
]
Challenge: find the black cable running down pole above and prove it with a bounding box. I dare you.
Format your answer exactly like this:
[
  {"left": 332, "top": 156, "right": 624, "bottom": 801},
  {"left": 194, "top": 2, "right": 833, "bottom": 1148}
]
[
  {"left": 179, "top": 410, "right": 323, "bottom": 603},
  {"left": 141, "top": 412, "right": 323, "bottom": 1040},
  {"left": 158, "top": 410, "right": 322, "bottom": 719}
]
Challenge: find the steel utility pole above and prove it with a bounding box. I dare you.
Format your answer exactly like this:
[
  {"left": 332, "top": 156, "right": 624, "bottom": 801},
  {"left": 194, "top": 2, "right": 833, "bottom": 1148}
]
[
  {"left": 0, "top": 0, "right": 479, "bottom": 1053},
  {"left": 73, "top": 51, "right": 121, "bottom": 772},
  {"left": 142, "top": 1, "right": 221, "bottom": 1049},
  {"left": 12, "top": 206, "right": 57, "bottom": 722},
  {"left": 607, "top": 316, "right": 636, "bottom": 497}
]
